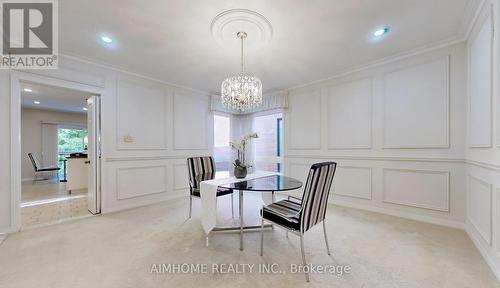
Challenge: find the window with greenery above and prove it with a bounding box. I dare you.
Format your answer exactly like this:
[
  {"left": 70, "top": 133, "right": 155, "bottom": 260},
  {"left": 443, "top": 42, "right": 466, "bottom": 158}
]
[{"left": 58, "top": 128, "right": 88, "bottom": 154}]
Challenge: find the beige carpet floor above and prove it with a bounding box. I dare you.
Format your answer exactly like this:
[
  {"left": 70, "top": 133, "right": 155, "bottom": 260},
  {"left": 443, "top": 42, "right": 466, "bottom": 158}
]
[{"left": 0, "top": 194, "right": 498, "bottom": 288}]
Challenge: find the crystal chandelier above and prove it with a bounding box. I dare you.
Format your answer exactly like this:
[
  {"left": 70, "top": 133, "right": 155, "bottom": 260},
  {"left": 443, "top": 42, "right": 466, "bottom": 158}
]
[{"left": 221, "top": 32, "right": 262, "bottom": 112}]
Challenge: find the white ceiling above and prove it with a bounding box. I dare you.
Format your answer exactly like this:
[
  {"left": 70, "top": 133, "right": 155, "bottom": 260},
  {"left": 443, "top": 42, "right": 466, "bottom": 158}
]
[
  {"left": 21, "top": 82, "right": 92, "bottom": 114},
  {"left": 59, "top": 0, "right": 479, "bottom": 94}
]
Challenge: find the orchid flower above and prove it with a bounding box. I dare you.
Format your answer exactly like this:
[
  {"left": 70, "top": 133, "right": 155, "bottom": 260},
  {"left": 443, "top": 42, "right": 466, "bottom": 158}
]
[{"left": 229, "top": 132, "right": 259, "bottom": 165}]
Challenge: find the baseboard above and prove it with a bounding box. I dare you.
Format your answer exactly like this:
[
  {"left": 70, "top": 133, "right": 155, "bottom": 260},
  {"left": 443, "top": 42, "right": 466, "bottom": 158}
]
[
  {"left": 465, "top": 221, "right": 500, "bottom": 282},
  {"left": 0, "top": 225, "right": 18, "bottom": 235},
  {"left": 102, "top": 190, "right": 187, "bottom": 214},
  {"left": 331, "top": 199, "right": 465, "bottom": 229}
]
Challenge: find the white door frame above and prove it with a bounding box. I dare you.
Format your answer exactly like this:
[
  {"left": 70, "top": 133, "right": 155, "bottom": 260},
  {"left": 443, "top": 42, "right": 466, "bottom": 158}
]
[{"left": 10, "top": 71, "right": 104, "bottom": 232}]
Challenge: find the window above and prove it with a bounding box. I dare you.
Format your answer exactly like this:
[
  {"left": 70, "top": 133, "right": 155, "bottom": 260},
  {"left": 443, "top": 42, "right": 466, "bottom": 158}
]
[
  {"left": 253, "top": 112, "right": 283, "bottom": 172},
  {"left": 213, "top": 114, "right": 231, "bottom": 171},
  {"left": 58, "top": 128, "right": 88, "bottom": 154},
  {"left": 57, "top": 127, "right": 88, "bottom": 176}
]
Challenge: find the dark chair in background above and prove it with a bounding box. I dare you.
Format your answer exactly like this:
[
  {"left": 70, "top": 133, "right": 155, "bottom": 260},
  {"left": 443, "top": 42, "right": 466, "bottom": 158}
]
[{"left": 28, "top": 153, "right": 60, "bottom": 182}]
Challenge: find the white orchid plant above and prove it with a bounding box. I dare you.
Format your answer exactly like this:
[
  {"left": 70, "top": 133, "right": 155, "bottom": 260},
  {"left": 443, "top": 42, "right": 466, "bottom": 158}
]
[{"left": 230, "top": 132, "right": 258, "bottom": 168}]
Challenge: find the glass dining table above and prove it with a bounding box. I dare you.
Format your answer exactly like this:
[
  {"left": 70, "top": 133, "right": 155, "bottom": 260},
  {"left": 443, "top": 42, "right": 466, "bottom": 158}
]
[{"left": 215, "top": 174, "right": 303, "bottom": 251}]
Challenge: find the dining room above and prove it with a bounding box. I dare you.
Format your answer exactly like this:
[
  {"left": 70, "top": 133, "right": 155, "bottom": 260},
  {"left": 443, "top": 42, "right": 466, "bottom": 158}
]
[{"left": 0, "top": 0, "right": 499, "bottom": 287}]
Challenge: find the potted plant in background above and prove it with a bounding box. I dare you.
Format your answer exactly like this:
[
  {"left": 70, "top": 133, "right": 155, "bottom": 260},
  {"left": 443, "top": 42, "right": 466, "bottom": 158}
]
[{"left": 230, "top": 132, "right": 258, "bottom": 178}]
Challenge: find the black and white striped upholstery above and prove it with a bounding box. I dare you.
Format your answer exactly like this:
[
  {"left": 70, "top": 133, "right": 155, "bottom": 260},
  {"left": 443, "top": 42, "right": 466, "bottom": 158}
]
[
  {"left": 262, "top": 199, "right": 301, "bottom": 231},
  {"left": 299, "top": 162, "right": 337, "bottom": 232},
  {"left": 261, "top": 162, "right": 337, "bottom": 232},
  {"left": 260, "top": 162, "right": 337, "bottom": 282},
  {"left": 186, "top": 156, "right": 232, "bottom": 197}
]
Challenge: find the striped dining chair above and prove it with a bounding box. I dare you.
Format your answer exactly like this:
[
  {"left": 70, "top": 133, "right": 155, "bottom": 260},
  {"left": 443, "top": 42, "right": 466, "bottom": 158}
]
[
  {"left": 259, "top": 161, "right": 337, "bottom": 282},
  {"left": 186, "top": 156, "right": 234, "bottom": 219}
]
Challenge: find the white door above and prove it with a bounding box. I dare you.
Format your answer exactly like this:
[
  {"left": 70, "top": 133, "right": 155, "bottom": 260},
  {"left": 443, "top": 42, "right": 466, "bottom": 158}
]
[{"left": 87, "top": 96, "right": 101, "bottom": 214}]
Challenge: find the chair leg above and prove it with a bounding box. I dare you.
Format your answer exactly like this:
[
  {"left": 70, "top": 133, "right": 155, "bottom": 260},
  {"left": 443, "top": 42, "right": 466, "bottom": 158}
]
[
  {"left": 323, "top": 220, "right": 331, "bottom": 256},
  {"left": 300, "top": 234, "right": 310, "bottom": 282},
  {"left": 188, "top": 195, "right": 192, "bottom": 219},
  {"left": 231, "top": 193, "right": 234, "bottom": 219},
  {"left": 260, "top": 216, "right": 264, "bottom": 256}
]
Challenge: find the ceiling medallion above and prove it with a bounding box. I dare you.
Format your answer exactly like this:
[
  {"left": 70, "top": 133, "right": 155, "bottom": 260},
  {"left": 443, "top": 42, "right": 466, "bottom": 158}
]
[
  {"left": 221, "top": 31, "right": 262, "bottom": 112},
  {"left": 211, "top": 9, "right": 273, "bottom": 50}
]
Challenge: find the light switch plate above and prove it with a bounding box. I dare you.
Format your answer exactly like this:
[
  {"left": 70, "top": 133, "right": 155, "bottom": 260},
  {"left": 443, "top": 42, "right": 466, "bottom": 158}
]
[{"left": 123, "top": 135, "right": 134, "bottom": 143}]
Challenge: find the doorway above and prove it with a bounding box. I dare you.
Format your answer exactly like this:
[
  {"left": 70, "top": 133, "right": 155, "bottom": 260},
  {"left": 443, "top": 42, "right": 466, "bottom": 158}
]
[{"left": 10, "top": 72, "right": 102, "bottom": 230}]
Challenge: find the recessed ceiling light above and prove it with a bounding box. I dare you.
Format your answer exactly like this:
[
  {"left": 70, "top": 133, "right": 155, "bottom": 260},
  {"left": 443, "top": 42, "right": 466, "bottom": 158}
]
[
  {"left": 82, "top": 107, "right": 88, "bottom": 111},
  {"left": 23, "top": 88, "right": 33, "bottom": 92},
  {"left": 33, "top": 101, "right": 40, "bottom": 104},
  {"left": 100, "top": 36, "right": 113, "bottom": 44},
  {"left": 373, "top": 27, "right": 389, "bottom": 37}
]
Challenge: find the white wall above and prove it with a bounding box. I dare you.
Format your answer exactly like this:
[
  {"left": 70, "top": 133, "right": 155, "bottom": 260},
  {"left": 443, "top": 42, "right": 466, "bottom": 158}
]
[
  {"left": 21, "top": 108, "right": 87, "bottom": 181},
  {"left": 0, "top": 55, "right": 213, "bottom": 233},
  {"left": 283, "top": 42, "right": 468, "bottom": 227},
  {"left": 465, "top": 0, "right": 500, "bottom": 280},
  {"left": 0, "top": 70, "right": 11, "bottom": 232}
]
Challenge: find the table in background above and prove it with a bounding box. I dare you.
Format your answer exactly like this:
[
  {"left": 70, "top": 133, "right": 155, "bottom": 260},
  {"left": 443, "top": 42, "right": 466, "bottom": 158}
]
[{"left": 66, "top": 154, "right": 88, "bottom": 193}]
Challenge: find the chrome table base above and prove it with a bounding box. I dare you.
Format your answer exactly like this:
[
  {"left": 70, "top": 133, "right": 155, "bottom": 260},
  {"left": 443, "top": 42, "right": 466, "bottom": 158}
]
[{"left": 206, "top": 189, "right": 276, "bottom": 250}]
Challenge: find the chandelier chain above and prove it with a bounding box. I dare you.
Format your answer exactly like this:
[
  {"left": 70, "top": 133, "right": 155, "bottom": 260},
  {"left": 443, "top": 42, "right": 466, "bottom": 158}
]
[
  {"left": 240, "top": 34, "right": 244, "bottom": 73},
  {"left": 221, "top": 31, "right": 262, "bottom": 112}
]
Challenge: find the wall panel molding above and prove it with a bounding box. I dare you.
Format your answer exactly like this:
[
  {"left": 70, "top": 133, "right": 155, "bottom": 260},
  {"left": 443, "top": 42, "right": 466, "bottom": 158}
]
[
  {"left": 468, "top": 175, "right": 493, "bottom": 245},
  {"left": 285, "top": 156, "right": 500, "bottom": 171},
  {"left": 287, "top": 162, "right": 313, "bottom": 184},
  {"left": 173, "top": 163, "right": 189, "bottom": 190},
  {"left": 106, "top": 155, "right": 190, "bottom": 162},
  {"left": 468, "top": 11, "right": 494, "bottom": 148},
  {"left": 382, "top": 56, "right": 450, "bottom": 149},
  {"left": 287, "top": 87, "right": 322, "bottom": 150},
  {"left": 497, "top": 187, "right": 500, "bottom": 255},
  {"left": 116, "top": 165, "right": 168, "bottom": 200},
  {"left": 335, "top": 198, "right": 465, "bottom": 229},
  {"left": 332, "top": 166, "right": 372, "bottom": 200},
  {"left": 285, "top": 154, "right": 464, "bottom": 163},
  {"left": 326, "top": 78, "right": 372, "bottom": 149},
  {"left": 115, "top": 79, "right": 168, "bottom": 150},
  {"left": 382, "top": 168, "right": 450, "bottom": 212},
  {"left": 466, "top": 159, "right": 500, "bottom": 171},
  {"left": 173, "top": 91, "right": 210, "bottom": 150}
]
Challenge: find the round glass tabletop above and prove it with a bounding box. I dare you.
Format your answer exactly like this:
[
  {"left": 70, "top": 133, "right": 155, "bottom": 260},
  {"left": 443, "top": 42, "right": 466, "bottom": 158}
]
[{"left": 219, "top": 175, "right": 303, "bottom": 192}]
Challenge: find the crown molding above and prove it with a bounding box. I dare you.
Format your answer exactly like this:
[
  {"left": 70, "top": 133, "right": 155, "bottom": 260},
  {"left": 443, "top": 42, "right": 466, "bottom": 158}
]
[
  {"left": 58, "top": 51, "right": 210, "bottom": 97},
  {"left": 460, "top": 0, "right": 486, "bottom": 39},
  {"left": 286, "top": 35, "right": 466, "bottom": 92}
]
